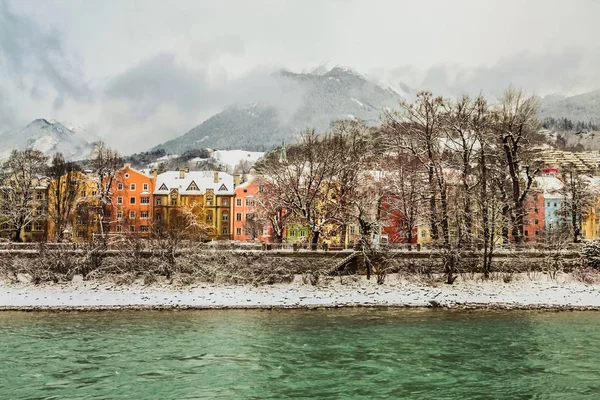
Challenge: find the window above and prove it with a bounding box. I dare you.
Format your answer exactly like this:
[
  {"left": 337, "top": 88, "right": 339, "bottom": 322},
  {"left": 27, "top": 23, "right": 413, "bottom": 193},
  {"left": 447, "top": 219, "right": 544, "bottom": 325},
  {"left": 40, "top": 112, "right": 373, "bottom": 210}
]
[
  {"left": 36, "top": 192, "right": 43, "bottom": 200},
  {"left": 117, "top": 196, "right": 123, "bottom": 205},
  {"left": 80, "top": 190, "right": 86, "bottom": 197},
  {"left": 206, "top": 196, "right": 213, "bottom": 206},
  {"left": 156, "top": 198, "right": 162, "bottom": 206},
  {"left": 222, "top": 211, "right": 229, "bottom": 221},
  {"left": 140, "top": 226, "right": 149, "bottom": 233},
  {"left": 236, "top": 198, "right": 242, "bottom": 206},
  {"left": 222, "top": 198, "right": 229, "bottom": 207},
  {"left": 524, "top": 230, "right": 529, "bottom": 236},
  {"left": 222, "top": 227, "right": 229, "bottom": 235},
  {"left": 91, "top": 191, "right": 97, "bottom": 197},
  {"left": 130, "top": 183, "right": 136, "bottom": 191},
  {"left": 534, "top": 219, "right": 539, "bottom": 225},
  {"left": 259, "top": 186, "right": 264, "bottom": 193},
  {"left": 156, "top": 214, "right": 162, "bottom": 221},
  {"left": 130, "top": 226, "right": 135, "bottom": 233},
  {"left": 350, "top": 226, "right": 356, "bottom": 235},
  {"left": 236, "top": 213, "right": 242, "bottom": 221},
  {"left": 553, "top": 202, "right": 557, "bottom": 207},
  {"left": 300, "top": 230, "right": 306, "bottom": 237},
  {"left": 236, "top": 227, "right": 242, "bottom": 235},
  {"left": 34, "top": 222, "right": 42, "bottom": 231},
  {"left": 421, "top": 230, "right": 426, "bottom": 238},
  {"left": 140, "top": 211, "right": 149, "bottom": 219},
  {"left": 290, "top": 230, "right": 296, "bottom": 237},
  {"left": 116, "top": 225, "right": 122, "bottom": 233},
  {"left": 76, "top": 231, "right": 85, "bottom": 238},
  {"left": 245, "top": 198, "right": 255, "bottom": 206},
  {"left": 129, "top": 211, "right": 136, "bottom": 219},
  {"left": 143, "top": 183, "right": 148, "bottom": 191},
  {"left": 547, "top": 202, "right": 551, "bottom": 207},
  {"left": 117, "top": 211, "right": 123, "bottom": 220},
  {"left": 140, "top": 197, "right": 150, "bottom": 204},
  {"left": 130, "top": 197, "right": 136, "bottom": 205},
  {"left": 206, "top": 212, "right": 213, "bottom": 222},
  {"left": 170, "top": 198, "right": 177, "bottom": 206},
  {"left": 25, "top": 224, "right": 32, "bottom": 232},
  {"left": 117, "top": 183, "right": 123, "bottom": 191}
]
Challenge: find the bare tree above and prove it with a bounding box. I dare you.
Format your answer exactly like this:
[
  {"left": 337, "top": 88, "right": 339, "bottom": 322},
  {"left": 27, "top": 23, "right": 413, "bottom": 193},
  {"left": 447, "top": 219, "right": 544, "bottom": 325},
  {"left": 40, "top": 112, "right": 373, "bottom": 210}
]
[
  {"left": 254, "top": 180, "right": 287, "bottom": 243},
  {"left": 560, "top": 163, "right": 593, "bottom": 243},
  {"left": 381, "top": 153, "right": 423, "bottom": 244},
  {"left": 492, "top": 88, "right": 540, "bottom": 244},
  {"left": 87, "top": 141, "right": 122, "bottom": 236},
  {"left": 47, "top": 153, "right": 83, "bottom": 242},
  {"left": 441, "top": 95, "right": 480, "bottom": 246},
  {"left": 0, "top": 149, "right": 49, "bottom": 242},
  {"left": 152, "top": 202, "right": 212, "bottom": 277},
  {"left": 383, "top": 92, "right": 448, "bottom": 245},
  {"left": 255, "top": 129, "right": 338, "bottom": 249}
]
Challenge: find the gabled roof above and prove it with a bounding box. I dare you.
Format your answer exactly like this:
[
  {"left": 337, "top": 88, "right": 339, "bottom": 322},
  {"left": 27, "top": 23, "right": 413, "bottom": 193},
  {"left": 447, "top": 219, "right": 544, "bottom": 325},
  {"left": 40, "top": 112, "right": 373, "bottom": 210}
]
[{"left": 154, "top": 171, "right": 234, "bottom": 195}]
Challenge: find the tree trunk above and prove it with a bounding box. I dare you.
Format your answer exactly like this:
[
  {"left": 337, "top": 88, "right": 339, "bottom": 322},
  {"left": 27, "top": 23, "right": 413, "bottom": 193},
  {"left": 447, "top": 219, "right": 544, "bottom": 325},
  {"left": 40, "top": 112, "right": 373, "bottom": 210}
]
[{"left": 428, "top": 166, "right": 439, "bottom": 240}]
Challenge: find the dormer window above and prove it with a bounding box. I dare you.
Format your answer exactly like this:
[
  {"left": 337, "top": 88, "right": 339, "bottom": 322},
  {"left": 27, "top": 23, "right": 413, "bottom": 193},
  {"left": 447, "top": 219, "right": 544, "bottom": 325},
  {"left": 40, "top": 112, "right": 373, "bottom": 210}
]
[{"left": 187, "top": 181, "right": 199, "bottom": 191}]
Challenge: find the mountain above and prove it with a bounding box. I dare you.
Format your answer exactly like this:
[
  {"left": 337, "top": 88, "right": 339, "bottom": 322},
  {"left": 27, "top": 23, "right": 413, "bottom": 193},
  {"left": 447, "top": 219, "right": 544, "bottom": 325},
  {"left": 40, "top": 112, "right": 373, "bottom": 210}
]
[
  {"left": 539, "top": 90, "right": 600, "bottom": 125},
  {"left": 0, "top": 119, "right": 99, "bottom": 161},
  {"left": 154, "top": 66, "right": 402, "bottom": 153}
]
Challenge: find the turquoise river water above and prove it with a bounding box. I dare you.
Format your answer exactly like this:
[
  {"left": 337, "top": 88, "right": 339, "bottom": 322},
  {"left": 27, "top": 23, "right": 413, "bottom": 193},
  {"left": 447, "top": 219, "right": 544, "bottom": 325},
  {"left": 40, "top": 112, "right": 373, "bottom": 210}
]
[{"left": 1, "top": 309, "right": 599, "bottom": 399}]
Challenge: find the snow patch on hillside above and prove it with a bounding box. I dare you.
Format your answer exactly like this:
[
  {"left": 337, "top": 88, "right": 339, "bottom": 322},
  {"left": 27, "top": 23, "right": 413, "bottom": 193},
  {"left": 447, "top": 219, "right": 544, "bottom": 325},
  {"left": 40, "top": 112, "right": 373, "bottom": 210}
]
[{"left": 211, "top": 150, "right": 264, "bottom": 170}]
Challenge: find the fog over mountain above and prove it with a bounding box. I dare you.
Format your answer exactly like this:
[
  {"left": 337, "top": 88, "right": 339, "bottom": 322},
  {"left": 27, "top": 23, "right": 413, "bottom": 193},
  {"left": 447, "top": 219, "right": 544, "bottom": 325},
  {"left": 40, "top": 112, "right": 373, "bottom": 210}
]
[{"left": 2, "top": 0, "right": 600, "bottom": 155}]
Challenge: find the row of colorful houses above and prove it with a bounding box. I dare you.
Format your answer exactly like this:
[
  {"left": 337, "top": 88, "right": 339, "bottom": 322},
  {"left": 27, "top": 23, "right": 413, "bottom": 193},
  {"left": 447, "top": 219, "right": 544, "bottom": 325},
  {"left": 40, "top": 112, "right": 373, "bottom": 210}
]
[{"left": 3, "top": 161, "right": 600, "bottom": 245}]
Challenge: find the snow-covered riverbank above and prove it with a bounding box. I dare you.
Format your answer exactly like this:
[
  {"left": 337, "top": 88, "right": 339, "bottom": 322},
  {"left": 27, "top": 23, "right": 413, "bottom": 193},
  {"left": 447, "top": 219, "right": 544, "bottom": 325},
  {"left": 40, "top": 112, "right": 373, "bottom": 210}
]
[{"left": 1, "top": 273, "right": 600, "bottom": 311}]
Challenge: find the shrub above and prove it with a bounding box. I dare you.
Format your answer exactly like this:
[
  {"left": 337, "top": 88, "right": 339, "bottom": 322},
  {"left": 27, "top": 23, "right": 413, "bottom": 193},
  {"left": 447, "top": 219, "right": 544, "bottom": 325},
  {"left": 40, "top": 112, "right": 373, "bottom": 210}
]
[
  {"left": 580, "top": 241, "right": 600, "bottom": 270},
  {"left": 573, "top": 267, "right": 600, "bottom": 284}
]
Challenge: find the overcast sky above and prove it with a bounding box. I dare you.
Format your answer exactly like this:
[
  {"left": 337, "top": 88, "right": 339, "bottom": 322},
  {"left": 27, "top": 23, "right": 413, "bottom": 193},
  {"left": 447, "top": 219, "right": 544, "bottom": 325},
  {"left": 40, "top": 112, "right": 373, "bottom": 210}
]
[{"left": 1, "top": 0, "right": 599, "bottom": 153}]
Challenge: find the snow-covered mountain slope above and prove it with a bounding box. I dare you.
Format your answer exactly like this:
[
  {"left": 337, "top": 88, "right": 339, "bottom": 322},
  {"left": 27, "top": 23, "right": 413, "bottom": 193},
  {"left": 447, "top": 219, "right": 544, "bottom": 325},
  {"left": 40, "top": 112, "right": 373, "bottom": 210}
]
[
  {"left": 0, "top": 119, "right": 99, "bottom": 161},
  {"left": 210, "top": 150, "right": 265, "bottom": 171},
  {"left": 154, "top": 66, "right": 402, "bottom": 153}
]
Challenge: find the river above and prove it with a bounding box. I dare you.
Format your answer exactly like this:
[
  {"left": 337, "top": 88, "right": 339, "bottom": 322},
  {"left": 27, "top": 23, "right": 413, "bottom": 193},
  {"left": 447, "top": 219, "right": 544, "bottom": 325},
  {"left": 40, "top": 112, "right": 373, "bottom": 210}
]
[{"left": 1, "top": 309, "right": 599, "bottom": 399}]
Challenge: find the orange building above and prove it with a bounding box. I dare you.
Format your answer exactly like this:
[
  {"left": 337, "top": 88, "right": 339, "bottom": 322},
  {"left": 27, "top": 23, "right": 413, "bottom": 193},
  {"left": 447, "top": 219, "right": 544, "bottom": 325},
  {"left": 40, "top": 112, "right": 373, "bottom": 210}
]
[
  {"left": 233, "top": 177, "right": 271, "bottom": 242},
  {"left": 111, "top": 165, "right": 155, "bottom": 237}
]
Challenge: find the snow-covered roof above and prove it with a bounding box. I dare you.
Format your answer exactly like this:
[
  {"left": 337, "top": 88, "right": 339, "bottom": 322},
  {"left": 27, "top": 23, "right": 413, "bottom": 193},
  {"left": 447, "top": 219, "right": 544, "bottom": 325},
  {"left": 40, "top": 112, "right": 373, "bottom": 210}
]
[
  {"left": 154, "top": 171, "right": 234, "bottom": 195},
  {"left": 534, "top": 175, "right": 564, "bottom": 193}
]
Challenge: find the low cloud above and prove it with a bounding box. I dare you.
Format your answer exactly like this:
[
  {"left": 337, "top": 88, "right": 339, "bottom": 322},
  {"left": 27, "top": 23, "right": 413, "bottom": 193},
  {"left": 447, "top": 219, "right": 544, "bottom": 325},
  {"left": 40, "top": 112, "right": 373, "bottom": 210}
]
[{"left": 378, "top": 48, "right": 600, "bottom": 98}]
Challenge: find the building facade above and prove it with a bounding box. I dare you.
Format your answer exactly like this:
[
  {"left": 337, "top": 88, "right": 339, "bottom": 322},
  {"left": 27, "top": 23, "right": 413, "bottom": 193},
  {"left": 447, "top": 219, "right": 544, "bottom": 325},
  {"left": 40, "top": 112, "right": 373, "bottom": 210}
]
[{"left": 153, "top": 170, "right": 234, "bottom": 240}]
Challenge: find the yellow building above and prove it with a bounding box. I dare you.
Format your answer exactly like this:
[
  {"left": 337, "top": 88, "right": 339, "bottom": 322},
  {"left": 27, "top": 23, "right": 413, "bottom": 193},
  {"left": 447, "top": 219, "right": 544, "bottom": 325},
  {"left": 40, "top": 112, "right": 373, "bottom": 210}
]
[
  {"left": 153, "top": 170, "right": 234, "bottom": 240},
  {"left": 582, "top": 196, "right": 600, "bottom": 240},
  {"left": 46, "top": 171, "right": 101, "bottom": 242}
]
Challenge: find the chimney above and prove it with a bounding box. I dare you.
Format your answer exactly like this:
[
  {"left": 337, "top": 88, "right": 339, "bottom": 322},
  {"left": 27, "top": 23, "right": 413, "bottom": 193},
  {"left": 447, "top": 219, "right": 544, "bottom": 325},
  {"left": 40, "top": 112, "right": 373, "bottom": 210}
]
[
  {"left": 179, "top": 169, "right": 185, "bottom": 179},
  {"left": 123, "top": 163, "right": 131, "bottom": 169},
  {"left": 152, "top": 169, "right": 158, "bottom": 178},
  {"left": 184, "top": 166, "right": 190, "bottom": 173},
  {"left": 213, "top": 172, "right": 219, "bottom": 183},
  {"left": 233, "top": 174, "right": 241, "bottom": 187}
]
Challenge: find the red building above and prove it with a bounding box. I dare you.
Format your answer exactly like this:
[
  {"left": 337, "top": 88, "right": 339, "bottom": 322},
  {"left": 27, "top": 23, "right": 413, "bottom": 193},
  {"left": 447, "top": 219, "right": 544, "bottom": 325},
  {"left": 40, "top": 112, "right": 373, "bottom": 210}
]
[
  {"left": 379, "top": 193, "right": 418, "bottom": 244},
  {"left": 233, "top": 177, "right": 272, "bottom": 242},
  {"left": 110, "top": 165, "right": 155, "bottom": 238},
  {"left": 521, "top": 190, "right": 545, "bottom": 242}
]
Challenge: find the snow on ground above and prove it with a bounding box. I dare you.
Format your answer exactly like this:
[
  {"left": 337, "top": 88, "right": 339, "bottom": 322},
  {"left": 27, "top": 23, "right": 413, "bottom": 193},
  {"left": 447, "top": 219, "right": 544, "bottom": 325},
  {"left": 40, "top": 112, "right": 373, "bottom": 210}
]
[
  {"left": 211, "top": 150, "right": 265, "bottom": 170},
  {"left": 351, "top": 98, "right": 364, "bottom": 107},
  {"left": 1, "top": 274, "right": 600, "bottom": 310}
]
